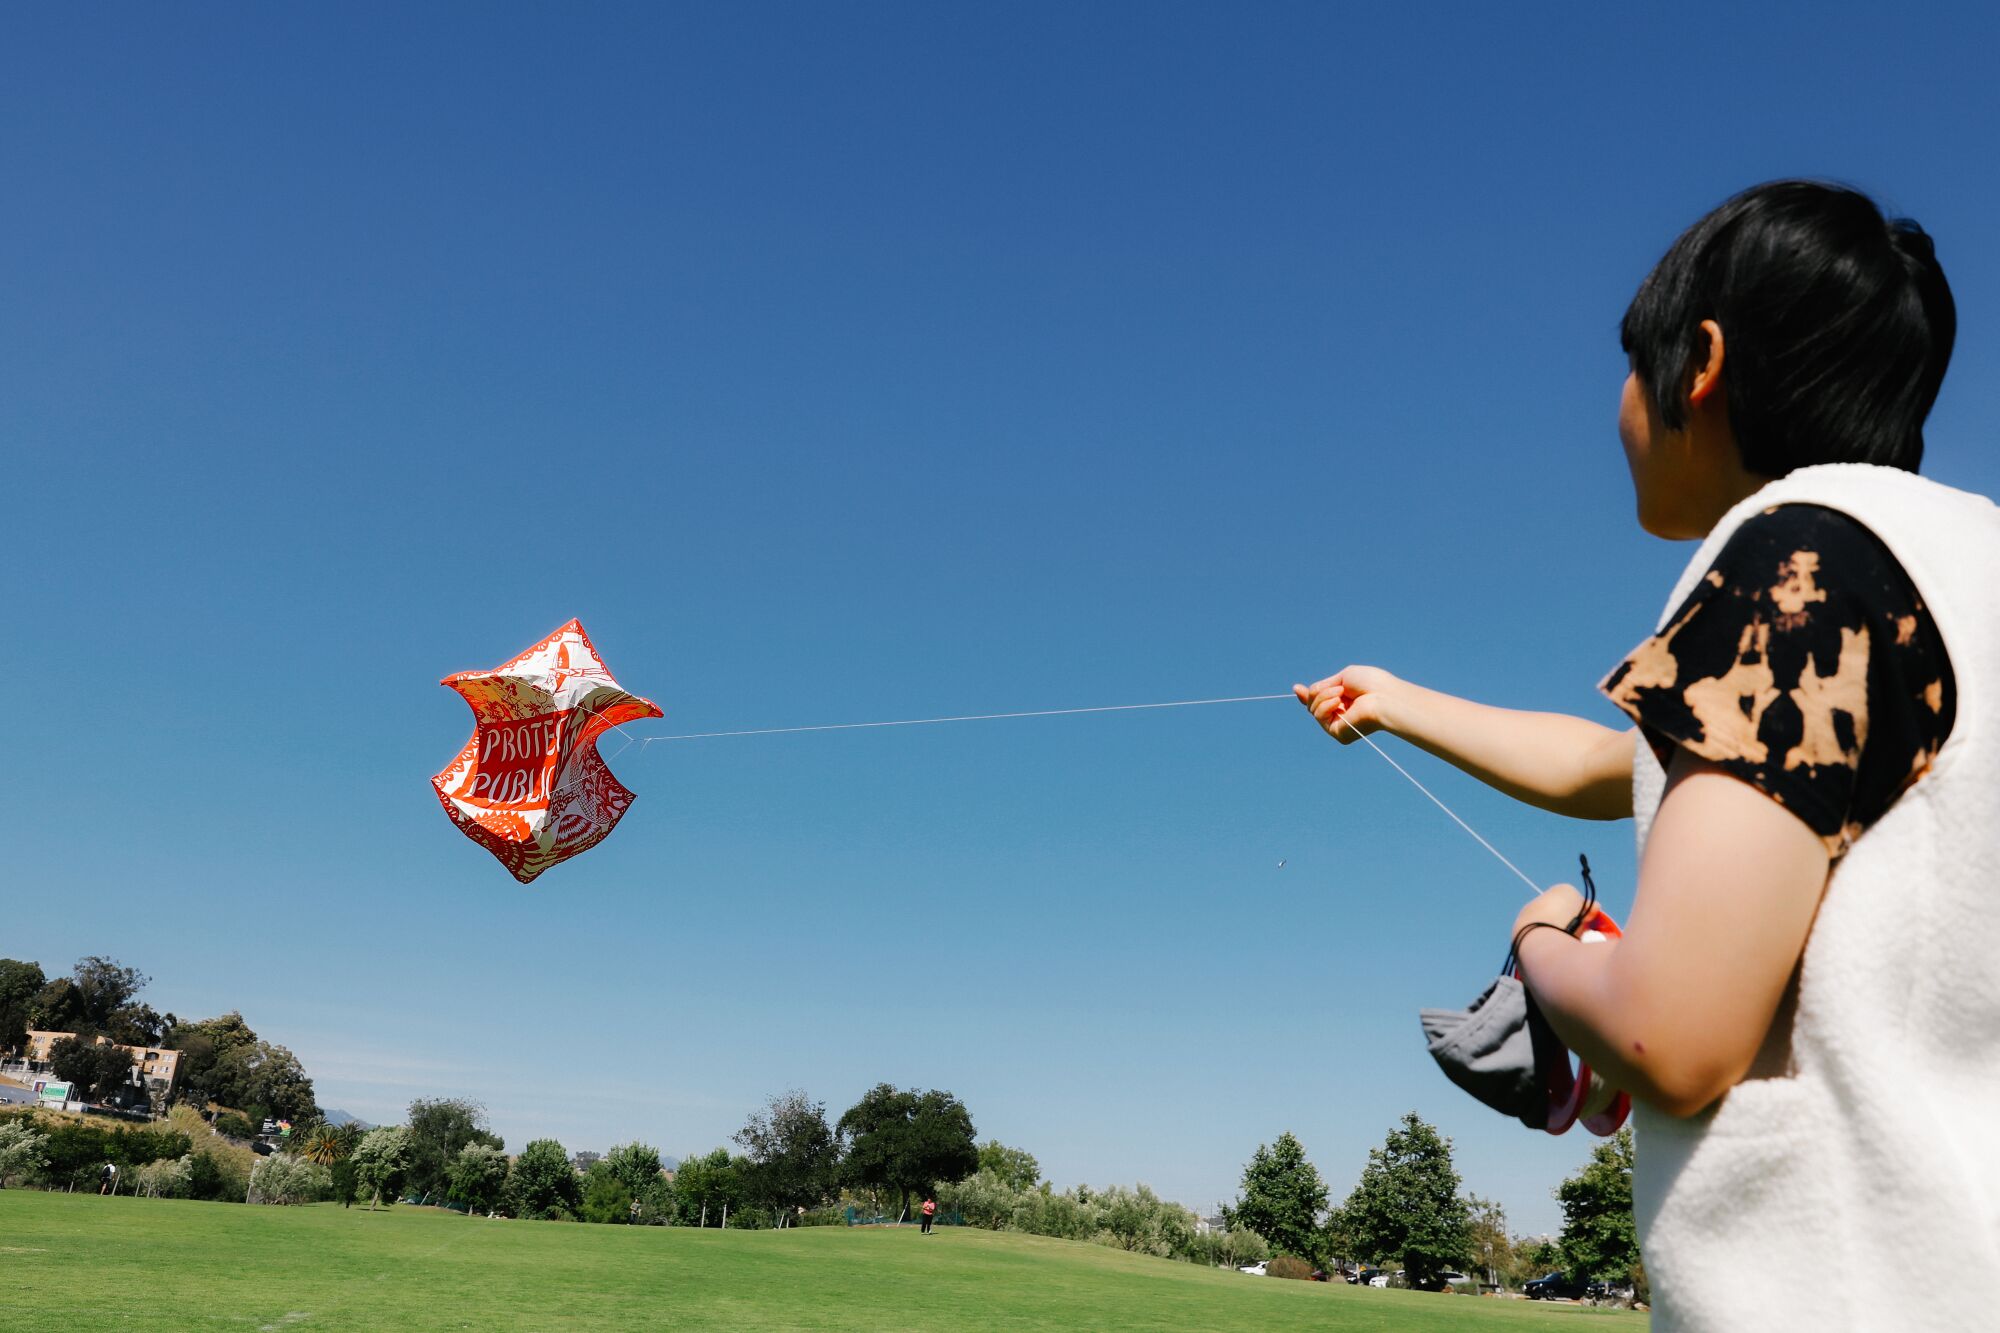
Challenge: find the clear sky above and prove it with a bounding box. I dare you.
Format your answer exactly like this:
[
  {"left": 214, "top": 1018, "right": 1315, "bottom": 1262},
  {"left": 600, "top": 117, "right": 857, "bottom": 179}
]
[{"left": 6, "top": 3, "right": 1996, "bottom": 1237}]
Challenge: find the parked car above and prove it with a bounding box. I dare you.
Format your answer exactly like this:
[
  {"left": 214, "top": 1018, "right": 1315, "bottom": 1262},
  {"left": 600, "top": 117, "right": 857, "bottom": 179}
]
[
  {"left": 1237, "top": 1261, "right": 1268, "bottom": 1276},
  {"left": 1585, "top": 1280, "right": 1636, "bottom": 1304},
  {"left": 1309, "top": 1269, "right": 1330, "bottom": 1282},
  {"left": 1525, "top": 1272, "right": 1587, "bottom": 1301},
  {"left": 1352, "top": 1267, "right": 1385, "bottom": 1286}
]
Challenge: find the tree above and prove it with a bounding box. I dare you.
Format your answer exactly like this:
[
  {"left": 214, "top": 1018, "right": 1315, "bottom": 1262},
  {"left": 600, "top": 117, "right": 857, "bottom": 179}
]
[
  {"left": 1337, "top": 1112, "right": 1472, "bottom": 1288},
  {"left": 405, "top": 1098, "right": 501, "bottom": 1203},
  {"left": 27, "top": 957, "right": 160, "bottom": 1043},
  {"left": 50, "top": 1037, "right": 137, "bottom": 1103},
  {"left": 734, "top": 1090, "right": 839, "bottom": 1224},
  {"left": 0, "top": 1120, "right": 47, "bottom": 1187},
  {"left": 70, "top": 957, "right": 150, "bottom": 1030},
  {"left": 1219, "top": 1226, "right": 1270, "bottom": 1267},
  {"left": 976, "top": 1140, "right": 1041, "bottom": 1193},
  {"left": 237, "top": 1042, "right": 317, "bottom": 1122},
  {"left": 1319, "top": 1202, "right": 1353, "bottom": 1265},
  {"left": 580, "top": 1163, "right": 635, "bottom": 1223},
  {"left": 510, "top": 1138, "right": 580, "bottom": 1220},
  {"left": 1556, "top": 1127, "right": 1640, "bottom": 1285},
  {"left": 603, "top": 1141, "right": 674, "bottom": 1224},
  {"left": 298, "top": 1121, "right": 353, "bottom": 1167},
  {"left": 351, "top": 1126, "right": 412, "bottom": 1210},
  {"left": 1466, "top": 1194, "right": 1517, "bottom": 1287},
  {"left": 165, "top": 1013, "right": 315, "bottom": 1120},
  {"left": 0, "top": 959, "right": 47, "bottom": 1054},
  {"left": 837, "top": 1084, "right": 979, "bottom": 1217},
  {"left": 1521, "top": 1236, "right": 1563, "bottom": 1274},
  {"left": 329, "top": 1158, "right": 360, "bottom": 1207},
  {"left": 671, "top": 1147, "right": 741, "bottom": 1226},
  {"left": 1226, "top": 1131, "right": 1327, "bottom": 1260},
  {"left": 449, "top": 1143, "right": 511, "bottom": 1216}
]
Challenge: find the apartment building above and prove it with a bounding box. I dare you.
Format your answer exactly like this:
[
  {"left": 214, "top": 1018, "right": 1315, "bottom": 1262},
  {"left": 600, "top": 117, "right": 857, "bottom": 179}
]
[{"left": 23, "top": 1029, "right": 181, "bottom": 1102}]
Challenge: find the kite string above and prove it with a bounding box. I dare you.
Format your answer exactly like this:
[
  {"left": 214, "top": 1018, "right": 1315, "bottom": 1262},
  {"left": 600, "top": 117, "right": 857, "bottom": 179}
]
[
  {"left": 577, "top": 689, "right": 1545, "bottom": 896},
  {"left": 633, "top": 693, "right": 1295, "bottom": 742},
  {"left": 1334, "top": 717, "right": 1544, "bottom": 899}
]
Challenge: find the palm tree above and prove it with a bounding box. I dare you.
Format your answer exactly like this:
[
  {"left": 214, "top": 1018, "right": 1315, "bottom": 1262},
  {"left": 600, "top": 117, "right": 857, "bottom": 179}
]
[{"left": 300, "top": 1122, "right": 347, "bottom": 1166}]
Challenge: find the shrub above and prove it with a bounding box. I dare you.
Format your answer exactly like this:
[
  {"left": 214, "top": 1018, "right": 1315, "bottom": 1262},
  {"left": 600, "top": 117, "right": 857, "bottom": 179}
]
[
  {"left": 0, "top": 1120, "right": 47, "bottom": 1187},
  {"left": 797, "top": 1207, "right": 846, "bottom": 1227},
  {"left": 1269, "top": 1255, "right": 1316, "bottom": 1281},
  {"left": 1011, "top": 1189, "right": 1093, "bottom": 1241},
  {"left": 213, "top": 1113, "right": 257, "bottom": 1141},
  {"left": 936, "top": 1170, "right": 1017, "bottom": 1230},
  {"left": 131, "top": 1155, "right": 193, "bottom": 1198},
  {"left": 117, "top": 1128, "right": 192, "bottom": 1166},
  {"left": 251, "top": 1153, "right": 331, "bottom": 1205}
]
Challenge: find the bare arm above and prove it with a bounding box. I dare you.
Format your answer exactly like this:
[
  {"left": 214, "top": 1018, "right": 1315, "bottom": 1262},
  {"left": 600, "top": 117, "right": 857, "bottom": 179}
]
[
  {"left": 1511, "top": 753, "right": 1831, "bottom": 1116},
  {"left": 1294, "top": 666, "right": 1635, "bottom": 820}
]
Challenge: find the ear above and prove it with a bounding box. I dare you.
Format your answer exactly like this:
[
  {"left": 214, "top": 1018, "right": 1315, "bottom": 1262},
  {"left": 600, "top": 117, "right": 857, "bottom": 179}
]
[{"left": 1688, "top": 320, "right": 1726, "bottom": 406}]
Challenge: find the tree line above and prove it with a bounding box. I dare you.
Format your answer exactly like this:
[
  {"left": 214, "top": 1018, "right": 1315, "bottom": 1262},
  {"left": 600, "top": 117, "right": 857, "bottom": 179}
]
[
  {"left": 1220, "top": 1111, "right": 1643, "bottom": 1302},
  {"left": 1, "top": 956, "right": 317, "bottom": 1124},
  {"left": 4, "top": 953, "right": 1639, "bottom": 1291}
]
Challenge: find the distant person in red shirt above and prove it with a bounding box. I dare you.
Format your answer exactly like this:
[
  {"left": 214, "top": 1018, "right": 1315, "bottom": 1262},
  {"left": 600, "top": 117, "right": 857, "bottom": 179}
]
[{"left": 920, "top": 1197, "right": 936, "bottom": 1235}]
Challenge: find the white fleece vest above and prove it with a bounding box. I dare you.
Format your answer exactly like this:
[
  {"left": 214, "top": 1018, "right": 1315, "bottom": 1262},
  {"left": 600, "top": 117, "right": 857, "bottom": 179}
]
[{"left": 1631, "top": 464, "right": 2000, "bottom": 1332}]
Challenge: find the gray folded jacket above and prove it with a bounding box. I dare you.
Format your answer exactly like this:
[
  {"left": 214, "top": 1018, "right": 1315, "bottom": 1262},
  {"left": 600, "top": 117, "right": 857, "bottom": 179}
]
[{"left": 1419, "top": 975, "right": 1567, "bottom": 1130}]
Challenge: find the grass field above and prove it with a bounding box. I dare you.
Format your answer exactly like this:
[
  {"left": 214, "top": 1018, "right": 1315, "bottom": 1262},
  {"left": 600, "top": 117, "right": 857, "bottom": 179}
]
[{"left": 3, "top": 1191, "right": 1649, "bottom": 1331}]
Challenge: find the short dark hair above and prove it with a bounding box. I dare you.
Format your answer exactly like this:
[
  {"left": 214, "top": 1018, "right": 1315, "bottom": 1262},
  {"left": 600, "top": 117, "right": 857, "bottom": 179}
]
[{"left": 1621, "top": 180, "right": 1955, "bottom": 475}]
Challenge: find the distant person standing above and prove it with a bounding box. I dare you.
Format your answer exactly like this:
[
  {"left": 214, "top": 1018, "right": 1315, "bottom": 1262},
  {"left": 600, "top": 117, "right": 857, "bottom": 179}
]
[
  {"left": 920, "top": 1196, "right": 936, "bottom": 1235},
  {"left": 98, "top": 1163, "right": 117, "bottom": 1196}
]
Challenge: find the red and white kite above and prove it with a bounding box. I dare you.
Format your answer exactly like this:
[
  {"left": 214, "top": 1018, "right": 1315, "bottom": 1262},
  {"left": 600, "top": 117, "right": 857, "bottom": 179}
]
[{"left": 432, "top": 620, "right": 661, "bottom": 882}]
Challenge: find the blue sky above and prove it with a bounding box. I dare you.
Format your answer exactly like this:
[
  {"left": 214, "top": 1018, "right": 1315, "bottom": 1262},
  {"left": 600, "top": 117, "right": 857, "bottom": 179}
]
[{"left": 5, "top": 3, "right": 1996, "bottom": 1236}]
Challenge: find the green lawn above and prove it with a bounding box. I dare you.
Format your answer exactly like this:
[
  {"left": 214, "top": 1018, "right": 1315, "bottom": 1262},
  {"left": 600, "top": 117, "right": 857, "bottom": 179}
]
[{"left": 4, "top": 1191, "right": 1648, "bottom": 1331}]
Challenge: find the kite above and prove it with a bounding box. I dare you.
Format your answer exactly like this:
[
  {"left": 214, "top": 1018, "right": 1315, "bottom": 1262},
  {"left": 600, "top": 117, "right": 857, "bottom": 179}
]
[{"left": 431, "top": 619, "right": 661, "bottom": 882}]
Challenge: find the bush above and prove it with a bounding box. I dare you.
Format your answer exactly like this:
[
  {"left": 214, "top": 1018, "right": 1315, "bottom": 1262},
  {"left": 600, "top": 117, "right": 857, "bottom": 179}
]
[
  {"left": 213, "top": 1113, "right": 257, "bottom": 1141},
  {"left": 1010, "top": 1189, "right": 1093, "bottom": 1241},
  {"left": 251, "top": 1153, "right": 331, "bottom": 1205},
  {"left": 131, "top": 1155, "right": 193, "bottom": 1198},
  {"left": 1269, "top": 1255, "right": 1316, "bottom": 1281},
  {"left": 186, "top": 1151, "right": 226, "bottom": 1199},
  {"left": 118, "top": 1128, "right": 192, "bottom": 1166},
  {"left": 0, "top": 1120, "right": 47, "bottom": 1187},
  {"left": 797, "top": 1207, "right": 846, "bottom": 1227},
  {"left": 935, "top": 1170, "right": 1017, "bottom": 1230}
]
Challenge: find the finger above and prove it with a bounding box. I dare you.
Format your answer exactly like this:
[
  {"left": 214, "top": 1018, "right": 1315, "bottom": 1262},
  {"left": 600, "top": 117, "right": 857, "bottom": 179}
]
[
  {"left": 1329, "top": 700, "right": 1375, "bottom": 743},
  {"left": 1311, "top": 691, "right": 1354, "bottom": 724}
]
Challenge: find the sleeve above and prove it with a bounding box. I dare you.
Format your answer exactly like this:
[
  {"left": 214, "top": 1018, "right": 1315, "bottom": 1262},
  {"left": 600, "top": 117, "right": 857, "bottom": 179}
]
[{"left": 1599, "top": 504, "right": 1949, "bottom": 856}]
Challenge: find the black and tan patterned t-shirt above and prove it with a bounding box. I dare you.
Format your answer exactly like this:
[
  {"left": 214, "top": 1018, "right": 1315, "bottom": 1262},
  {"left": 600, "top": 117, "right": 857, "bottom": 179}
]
[{"left": 1600, "top": 503, "right": 1956, "bottom": 856}]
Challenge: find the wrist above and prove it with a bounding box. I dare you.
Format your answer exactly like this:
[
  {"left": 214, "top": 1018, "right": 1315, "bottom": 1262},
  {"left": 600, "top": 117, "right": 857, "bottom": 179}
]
[
  {"left": 1514, "top": 922, "right": 1574, "bottom": 976},
  {"left": 1370, "top": 678, "right": 1423, "bottom": 742}
]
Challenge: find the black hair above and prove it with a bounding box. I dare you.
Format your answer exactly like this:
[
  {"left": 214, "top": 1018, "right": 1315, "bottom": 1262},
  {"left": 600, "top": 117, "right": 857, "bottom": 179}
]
[{"left": 1621, "top": 180, "right": 1955, "bottom": 475}]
